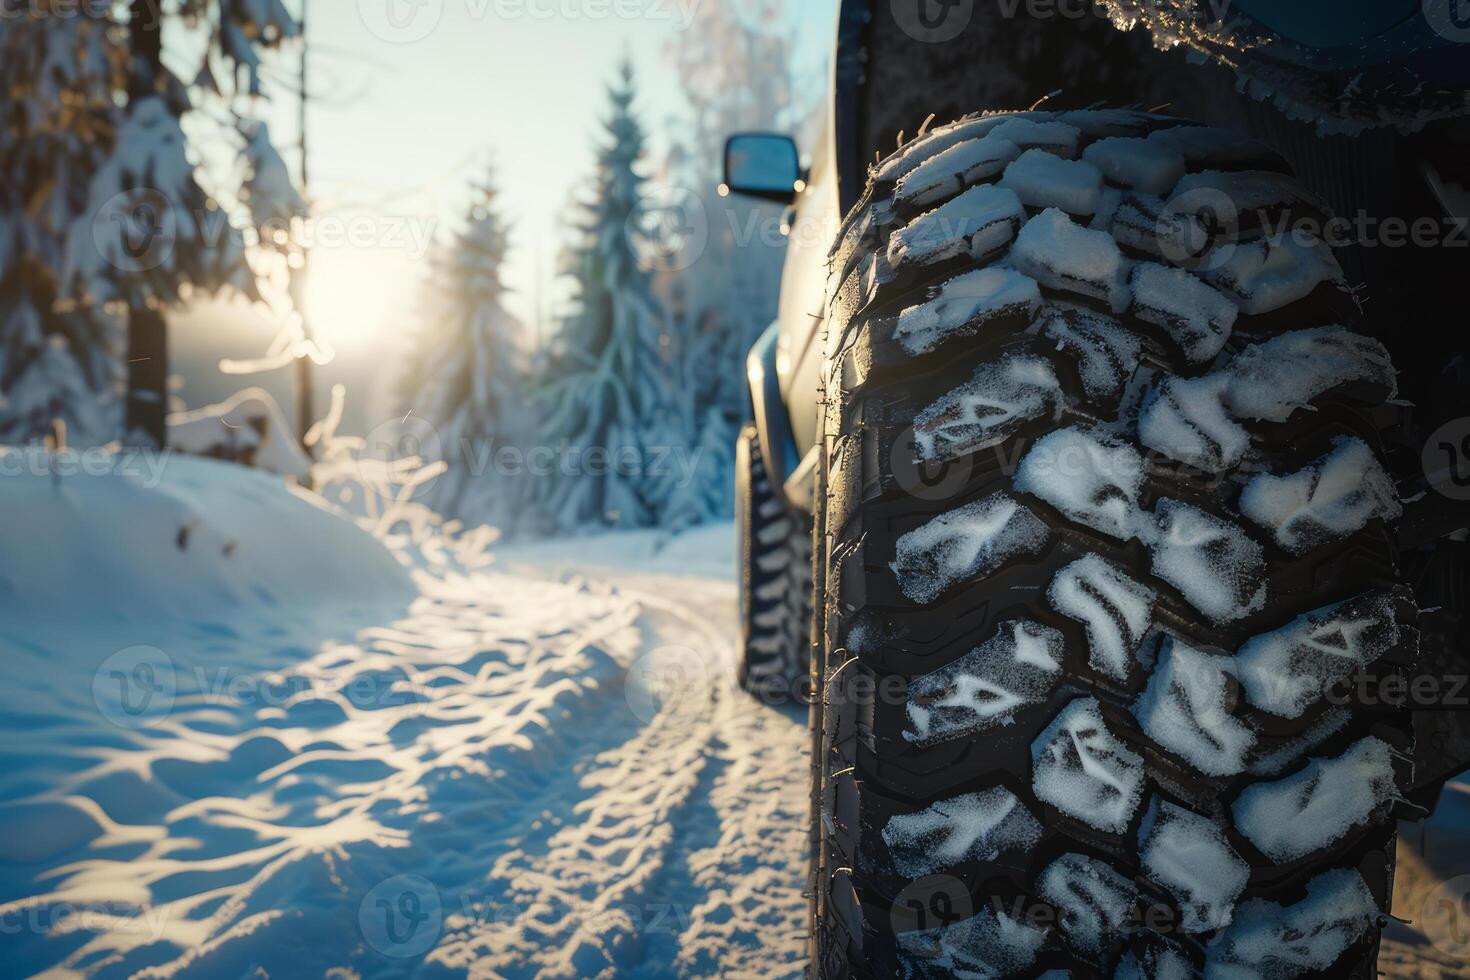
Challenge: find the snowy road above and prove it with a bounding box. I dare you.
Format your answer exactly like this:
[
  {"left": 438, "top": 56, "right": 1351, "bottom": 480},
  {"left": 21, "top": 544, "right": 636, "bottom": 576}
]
[
  {"left": 423, "top": 565, "right": 810, "bottom": 978},
  {"left": 0, "top": 508, "right": 807, "bottom": 977},
  {"left": 0, "top": 448, "right": 1463, "bottom": 979},
  {"left": 1383, "top": 784, "right": 1470, "bottom": 980}
]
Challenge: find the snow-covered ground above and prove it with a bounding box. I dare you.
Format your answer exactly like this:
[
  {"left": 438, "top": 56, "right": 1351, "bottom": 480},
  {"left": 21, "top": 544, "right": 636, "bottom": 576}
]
[
  {"left": 1384, "top": 785, "right": 1470, "bottom": 979},
  {"left": 0, "top": 455, "right": 804, "bottom": 978},
  {"left": 491, "top": 523, "right": 735, "bottom": 582},
  {"left": 1, "top": 451, "right": 1465, "bottom": 979}
]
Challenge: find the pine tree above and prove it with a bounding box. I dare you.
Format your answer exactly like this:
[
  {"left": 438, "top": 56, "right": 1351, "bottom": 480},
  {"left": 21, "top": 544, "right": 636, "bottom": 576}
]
[
  {"left": 660, "top": 313, "right": 743, "bottom": 527},
  {"left": 400, "top": 172, "right": 528, "bottom": 526},
  {"left": 0, "top": 1, "right": 304, "bottom": 447},
  {"left": 539, "top": 61, "right": 682, "bottom": 532},
  {"left": 0, "top": 10, "right": 125, "bottom": 444}
]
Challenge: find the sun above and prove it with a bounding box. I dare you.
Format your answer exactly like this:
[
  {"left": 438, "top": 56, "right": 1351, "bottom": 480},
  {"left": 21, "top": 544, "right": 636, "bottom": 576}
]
[{"left": 301, "top": 241, "right": 426, "bottom": 356}]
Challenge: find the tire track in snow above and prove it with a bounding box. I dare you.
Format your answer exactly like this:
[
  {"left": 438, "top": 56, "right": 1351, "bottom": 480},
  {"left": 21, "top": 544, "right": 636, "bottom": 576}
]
[
  {"left": 428, "top": 571, "right": 807, "bottom": 979},
  {"left": 624, "top": 581, "right": 808, "bottom": 979}
]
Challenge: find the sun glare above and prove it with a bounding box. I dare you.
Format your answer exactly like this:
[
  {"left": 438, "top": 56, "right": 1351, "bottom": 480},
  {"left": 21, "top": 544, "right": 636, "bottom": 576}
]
[{"left": 301, "top": 244, "right": 422, "bottom": 355}]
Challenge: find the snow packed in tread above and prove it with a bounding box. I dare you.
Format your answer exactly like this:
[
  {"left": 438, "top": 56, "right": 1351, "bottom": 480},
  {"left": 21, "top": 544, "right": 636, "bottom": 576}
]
[
  {"left": 1031, "top": 697, "right": 1146, "bottom": 834},
  {"left": 881, "top": 786, "right": 1044, "bottom": 878},
  {"left": 890, "top": 493, "right": 1050, "bottom": 604},
  {"left": 903, "top": 620, "right": 1064, "bottom": 745}
]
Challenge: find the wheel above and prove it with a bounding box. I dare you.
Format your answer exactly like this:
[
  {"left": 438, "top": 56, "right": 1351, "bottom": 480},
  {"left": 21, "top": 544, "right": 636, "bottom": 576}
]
[
  {"left": 735, "top": 423, "right": 813, "bottom": 698},
  {"left": 809, "top": 109, "right": 1417, "bottom": 978}
]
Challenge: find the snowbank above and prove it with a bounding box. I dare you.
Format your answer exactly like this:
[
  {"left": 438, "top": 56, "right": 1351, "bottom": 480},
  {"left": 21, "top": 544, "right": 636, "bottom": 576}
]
[{"left": 0, "top": 449, "right": 411, "bottom": 624}]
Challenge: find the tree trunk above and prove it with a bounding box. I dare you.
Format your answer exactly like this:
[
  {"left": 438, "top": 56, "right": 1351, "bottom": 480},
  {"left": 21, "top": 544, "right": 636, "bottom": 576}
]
[
  {"left": 127, "top": 0, "right": 166, "bottom": 447},
  {"left": 126, "top": 307, "right": 168, "bottom": 446}
]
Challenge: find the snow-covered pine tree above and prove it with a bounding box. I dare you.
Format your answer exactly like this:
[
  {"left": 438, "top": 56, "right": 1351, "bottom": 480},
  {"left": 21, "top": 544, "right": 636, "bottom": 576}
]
[
  {"left": 0, "top": 2, "right": 304, "bottom": 447},
  {"left": 399, "top": 172, "right": 528, "bottom": 526},
  {"left": 0, "top": 9, "right": 126, "bottom": 444},
  {"left": 90, "top": 0, "right": 304, "bottom": 446},
  {"left": 656, "top": 0, "right": 811, "bottom": 522},
  {"left": 659, "top": 315, "right": 742, "bottom": 527},
  {"left": 0, "top": 1, "right": 303, "bottom": 447},
  {"left": 539, "top": 60, "right": 683, "bottom": 532}
]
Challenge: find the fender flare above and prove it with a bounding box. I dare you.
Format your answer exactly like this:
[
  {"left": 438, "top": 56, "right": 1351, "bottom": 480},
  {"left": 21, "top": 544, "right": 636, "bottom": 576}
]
[{"left": 745, "top": 321, "right": 803, "bottom": 512}]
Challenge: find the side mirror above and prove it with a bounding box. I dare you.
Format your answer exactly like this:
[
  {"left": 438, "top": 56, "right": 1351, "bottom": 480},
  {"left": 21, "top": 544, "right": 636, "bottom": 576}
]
[{"left": 722, "top": 133, "right": 803, "bottom": 204}]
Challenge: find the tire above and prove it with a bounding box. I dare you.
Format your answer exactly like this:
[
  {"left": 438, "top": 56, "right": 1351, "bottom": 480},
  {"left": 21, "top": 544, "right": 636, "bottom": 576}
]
[
  {"left": 809, "top": 110, "right": 1418, "bottom": 979},
  {"left": 736, "top": 423, "right": 813, "bottom": 698}
]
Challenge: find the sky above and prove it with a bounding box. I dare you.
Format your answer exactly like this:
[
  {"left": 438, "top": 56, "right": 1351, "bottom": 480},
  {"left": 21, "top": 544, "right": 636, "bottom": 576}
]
[
  {"left": 284, "top": 0, "right": 833, "bottom": 352},
  {"left": 174, "top": 0, "right": 834, "bottom": 431}
]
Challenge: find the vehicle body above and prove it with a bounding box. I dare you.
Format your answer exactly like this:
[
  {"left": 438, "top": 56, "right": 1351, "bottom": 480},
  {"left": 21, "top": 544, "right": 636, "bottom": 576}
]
[
  {"left": 727, "top": 1, "right": 1470, "bottom": 976},
  {"left": 730, "top": 0, "right": 1470, "bottom": 798}
]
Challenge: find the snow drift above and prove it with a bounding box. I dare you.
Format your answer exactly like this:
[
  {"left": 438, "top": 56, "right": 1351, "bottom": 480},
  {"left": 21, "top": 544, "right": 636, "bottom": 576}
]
[{"left": 0, "top": 449, "right": 410, "bottom": 623}]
